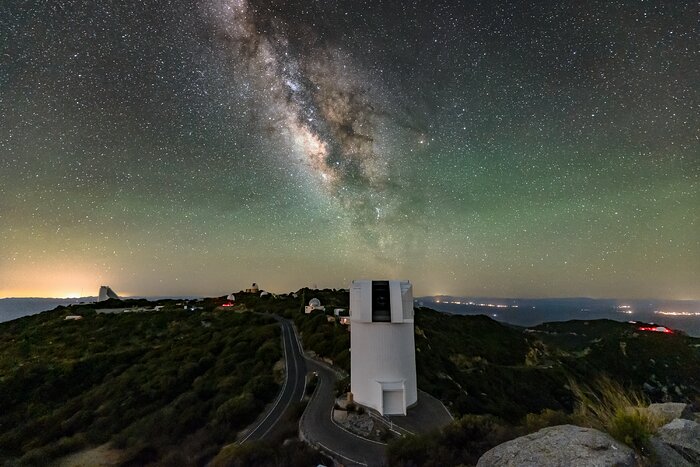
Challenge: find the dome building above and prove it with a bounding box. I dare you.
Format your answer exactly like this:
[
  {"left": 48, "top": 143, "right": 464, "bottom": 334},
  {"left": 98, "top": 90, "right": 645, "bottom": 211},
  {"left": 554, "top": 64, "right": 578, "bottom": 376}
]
[
  {"left": 98, "top": 286, "right": 120, "bottom": 302},
  {"left": 305, "top": 298, "right": 325, "bottom": 314},
  {"left": 349, "top": 280, "right": 416, "bottom": 415}
]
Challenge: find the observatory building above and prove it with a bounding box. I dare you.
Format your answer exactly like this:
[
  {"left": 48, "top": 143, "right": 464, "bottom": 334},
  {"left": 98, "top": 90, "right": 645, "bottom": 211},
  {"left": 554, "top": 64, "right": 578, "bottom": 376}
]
[
  {"left": 97, "top": 285, "right": 119, "bottom": 302},
  {"left": 305, "top": 298, "right": 325, "bottom": 314},
  {"left": 350, "top": 280, "right": 417, "bottom": 415}
]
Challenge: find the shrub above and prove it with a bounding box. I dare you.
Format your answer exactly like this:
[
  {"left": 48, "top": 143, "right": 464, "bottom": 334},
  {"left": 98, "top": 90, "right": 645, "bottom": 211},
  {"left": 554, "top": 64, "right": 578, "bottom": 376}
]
[
  {"left": 570, "top": 376, "right": 664, "bottom": 454},
  {"left": 608, "top": 408, "right": 659, "bottom": 453},
  {"left": 211, "top": 442, "right": 274, "bottom": 467},
  {"left": 387, "top": 414, "right": 521, "bottom": 466},
  {"left": 523, "top": 408, "right": 572, "bottom": 433},
  {"left": 334, "top": 376, "right": 349, "bottom": 397},
  {"left": 214, "top": 393, "right": 257, "bottom": 429}
]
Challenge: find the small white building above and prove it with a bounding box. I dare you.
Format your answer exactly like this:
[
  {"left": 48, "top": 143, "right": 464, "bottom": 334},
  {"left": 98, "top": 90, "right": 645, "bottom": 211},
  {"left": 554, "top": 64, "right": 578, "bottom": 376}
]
[
  {"left": 245, "top": 283, "right": 259, "bottom": 293},
  {"left": 305, "top": 298, "right": 326, "bottom": 314},
  {"left": 64, "top": 315, "right": 83, "bottom": 321},
  {"left": 350, "top": 280, "right": 417, "bottom": 415}
]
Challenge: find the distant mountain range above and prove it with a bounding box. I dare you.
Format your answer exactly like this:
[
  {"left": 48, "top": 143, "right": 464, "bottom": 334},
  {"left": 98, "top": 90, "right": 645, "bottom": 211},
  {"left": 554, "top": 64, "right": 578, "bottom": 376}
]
[
  {"left": 0, "top": 297, "right": 97, "bottom": 323},
  {"left": 417, "top": 296, "right": 700, "bottom": 337},
  {"left": 4, "top": 295, "right": 699, "bottom": 337},
  {"left": 0, "top": 296, "right": 200, "bottom": 323}
]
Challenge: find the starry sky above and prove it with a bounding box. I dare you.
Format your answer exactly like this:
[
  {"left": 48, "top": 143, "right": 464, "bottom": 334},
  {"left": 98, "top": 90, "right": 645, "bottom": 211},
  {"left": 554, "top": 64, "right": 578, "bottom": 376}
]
[{"left": 1, "top": 0, "right": 698, "bottom": 300}]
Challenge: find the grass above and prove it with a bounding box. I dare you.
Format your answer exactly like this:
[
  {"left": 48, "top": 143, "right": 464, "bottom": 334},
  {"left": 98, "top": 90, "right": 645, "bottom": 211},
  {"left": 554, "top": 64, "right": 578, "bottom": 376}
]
[{"left": 569, "top": 375, "right": 665, "bottom": 456}]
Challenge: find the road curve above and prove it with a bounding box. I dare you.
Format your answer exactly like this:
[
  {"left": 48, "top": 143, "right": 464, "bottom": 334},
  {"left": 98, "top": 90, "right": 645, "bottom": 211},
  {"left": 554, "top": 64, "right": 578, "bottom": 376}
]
[
  {"left": 240, "top": 315, "right": 387, "bottom": 465},
  {"left": 300, "top": 355, "right": 387, "bottom": 466},
  {"left": 240, "top": 317, "right": 307, "bottom": 442}
]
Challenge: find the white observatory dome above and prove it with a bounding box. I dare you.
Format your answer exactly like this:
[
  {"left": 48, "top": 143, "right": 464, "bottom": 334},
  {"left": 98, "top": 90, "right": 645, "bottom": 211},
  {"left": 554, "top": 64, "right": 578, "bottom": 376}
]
[{"left": 309, "top": 298, "right": 321, "bottom": 307}]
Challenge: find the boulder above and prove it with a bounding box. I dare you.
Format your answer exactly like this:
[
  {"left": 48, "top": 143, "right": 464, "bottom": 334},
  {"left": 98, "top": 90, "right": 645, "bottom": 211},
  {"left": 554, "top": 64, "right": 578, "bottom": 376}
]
[
  {"left": 645, "top": 402, "right": 694, "bottom": 424},
  {"left": 650, "top": 438, "right": 694, "bottom": 467},
  {"left": 476, "top": 425, "right": 636, "bottom": 467},
  {"left": 651, "top": 418, "right": 700, "bottom": 466}
]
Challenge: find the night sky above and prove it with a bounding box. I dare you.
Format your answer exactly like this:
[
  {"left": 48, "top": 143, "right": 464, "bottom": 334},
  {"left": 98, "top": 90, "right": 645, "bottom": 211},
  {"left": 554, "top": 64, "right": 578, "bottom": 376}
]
[{"left": 1, "top": 0, "right": 698, "bottom": 299}]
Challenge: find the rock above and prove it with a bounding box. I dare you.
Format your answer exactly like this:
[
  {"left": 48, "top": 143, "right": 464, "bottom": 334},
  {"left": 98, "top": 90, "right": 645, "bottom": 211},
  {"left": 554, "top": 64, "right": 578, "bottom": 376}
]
[
  {"left": 645, "top": 402, "right": 695, "bottom": 424},
  {"left": 651, "top": 418, "right": 700, "bottom": 466},
  {"left": 476, "top": 425, "right": 636, "bottom": 467},
  {"left": 650, "top": 438, "right": 694, "bottom": 467}
]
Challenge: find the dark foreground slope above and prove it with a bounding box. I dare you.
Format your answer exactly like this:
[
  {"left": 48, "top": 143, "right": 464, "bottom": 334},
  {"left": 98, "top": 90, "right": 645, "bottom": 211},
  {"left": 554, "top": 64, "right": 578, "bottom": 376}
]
[
  {"left": 415, "top": 308, "right": 570, "bottom": 420},
  {"left": 0, "top": 306, "right": 283, "bottom": 465},
  {"left": 3, "top": 290, "right": 699, "bottom": 466},
  {"left": 415, "top": 308, "right": 700, "bottom": 421},
  {"left": 283, "top": 292, "right": 700, "bottom": 422},
  {"left": 391, "top": 310, "right": 700, "bottom": 466}
]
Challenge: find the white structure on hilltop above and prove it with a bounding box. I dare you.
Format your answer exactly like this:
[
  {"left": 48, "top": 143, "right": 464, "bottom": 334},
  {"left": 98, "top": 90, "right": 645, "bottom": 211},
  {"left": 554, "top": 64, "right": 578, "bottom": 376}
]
[
  {"left": 305, "top": 298, "right": 325, "bottom": 314},
  {"left": 98, "top": 286, "right": 119, "bottom": 302},
  {"left": 350, "top": 280, "right": 417, "bottom": 415}
]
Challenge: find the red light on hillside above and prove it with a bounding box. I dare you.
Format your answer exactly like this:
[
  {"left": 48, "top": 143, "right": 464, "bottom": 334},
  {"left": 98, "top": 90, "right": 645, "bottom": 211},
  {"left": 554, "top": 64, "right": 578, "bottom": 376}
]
[
  {"left": 222, "top": 303, "right": 234, "bottom": 307},
  {"left": 637, "top": 326, "right": 673, "bottom": 334}
]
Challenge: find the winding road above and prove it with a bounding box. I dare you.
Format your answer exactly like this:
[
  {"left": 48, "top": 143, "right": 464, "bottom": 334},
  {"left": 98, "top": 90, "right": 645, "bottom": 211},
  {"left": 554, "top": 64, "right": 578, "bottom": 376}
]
[
  {"left": 239, "top": 316, "right": 307, "bottom": 442},
  {"left": 241, "top": 315, "right": 386, "bottom": 465},
  {"left": 301, "top": 359, "right": 387, "bottom": 466}
]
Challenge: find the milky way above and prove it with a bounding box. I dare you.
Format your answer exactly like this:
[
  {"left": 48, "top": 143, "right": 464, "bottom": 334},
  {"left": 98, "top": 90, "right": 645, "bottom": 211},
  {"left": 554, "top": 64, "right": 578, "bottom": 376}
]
[
  {"left": 206, "top": 0, "right": 403, "bottom": 247},
  {"left": 0, "top": 0, "right": 697, "bottom": 299}
]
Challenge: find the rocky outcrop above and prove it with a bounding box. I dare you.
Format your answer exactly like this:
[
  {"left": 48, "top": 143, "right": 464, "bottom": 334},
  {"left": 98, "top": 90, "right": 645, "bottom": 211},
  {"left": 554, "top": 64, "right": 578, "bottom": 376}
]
[
  {"left": 651, "top": 418, "right": 700, "bottom": 467},
  {"left": 476, "top": 425, "right": 636, "bottom": 467},
  {"left": 645, "top": 402, "right": 694, "bottom": 424}
]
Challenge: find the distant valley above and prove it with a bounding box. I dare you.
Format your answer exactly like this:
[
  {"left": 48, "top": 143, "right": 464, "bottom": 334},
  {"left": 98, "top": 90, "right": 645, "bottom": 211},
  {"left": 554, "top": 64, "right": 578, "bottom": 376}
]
[
  {"left": 418, "top": 296, "right": 700, "bottom": 337},
  {"left": 0, "top": 298, "right": 97, "bottom": 323}
]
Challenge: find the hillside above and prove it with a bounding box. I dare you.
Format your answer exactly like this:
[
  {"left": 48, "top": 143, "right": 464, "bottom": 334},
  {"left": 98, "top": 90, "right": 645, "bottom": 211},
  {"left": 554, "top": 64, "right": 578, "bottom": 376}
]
[
  {"left": 415, "top": 310, "right": 700, "bottom": 421},
  {"left": 240, "top": 290, "right": 700, "bottom": 422},
  {"left": 1, "top": 290, "right": 698, "bottom": 466},
  {"left": 0, "top": 303, "right": 283, "bottom": 465}
]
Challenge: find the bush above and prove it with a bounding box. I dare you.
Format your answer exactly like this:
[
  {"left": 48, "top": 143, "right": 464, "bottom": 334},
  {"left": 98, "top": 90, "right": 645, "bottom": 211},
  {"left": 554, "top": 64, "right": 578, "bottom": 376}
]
[
  {"left": 211, "top": 442, "right": 275, "bottom": 467},
  {"left": 608, "top": 409, "right": 659, "bottom": 453},
  {"left": 211, "top": 440, "right": 330, "bottom": 467},
  {"left": 334, "top": 376, "right": 349, "bottom": 397},
  {"left": 523, "top": 408, "right": 572, "bottom": 433},
  {"left": 570, "top": 376, "right": 664, "bottom": 454},
  {"left": 387, "top": 414, "right": 521, "bottom": 466},
  {"left": 214, "top": 393, "right": 257, "bottom": 429}
]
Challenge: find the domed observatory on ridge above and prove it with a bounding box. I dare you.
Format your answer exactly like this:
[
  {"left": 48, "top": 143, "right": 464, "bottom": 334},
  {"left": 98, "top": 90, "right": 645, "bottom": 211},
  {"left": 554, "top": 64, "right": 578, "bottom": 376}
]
[
  {"left": 349, "top": 280, "right": 417, "bottom": 415},
  {"left": 97, "top": 285, "right": 119, "bottom": 302}
]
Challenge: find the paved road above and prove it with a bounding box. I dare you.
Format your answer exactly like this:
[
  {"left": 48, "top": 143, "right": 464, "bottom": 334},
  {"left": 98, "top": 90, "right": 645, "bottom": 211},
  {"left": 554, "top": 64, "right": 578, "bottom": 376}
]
[
  {"left": 301, "top": 359, "right": 387, "bottom": 466},
  {"left": 240, "top": 316, "right": 387, "bottom": 465},
  {"left": 240, "top": 317, "right": 307, "bottom": 442}
]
